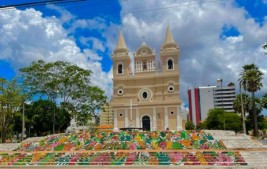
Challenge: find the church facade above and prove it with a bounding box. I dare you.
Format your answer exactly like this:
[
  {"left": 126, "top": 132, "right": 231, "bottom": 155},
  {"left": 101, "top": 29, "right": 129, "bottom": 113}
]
[{"left": 110, "top": 26, "right": 183, "bottom": 131}]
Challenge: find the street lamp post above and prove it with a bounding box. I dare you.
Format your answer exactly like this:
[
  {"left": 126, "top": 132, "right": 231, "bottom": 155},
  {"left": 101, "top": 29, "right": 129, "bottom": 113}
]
[{"left": 217, "top": 79, "right": 224, "bottom": 130}]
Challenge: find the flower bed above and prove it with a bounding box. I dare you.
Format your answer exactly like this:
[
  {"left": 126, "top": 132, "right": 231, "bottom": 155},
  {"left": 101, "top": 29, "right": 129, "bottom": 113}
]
[
  {"left": 16, "top": 130, "right": 226, "bottom": 151},
  {"left": 0, "top": 151, "right": 247, "bottom": 166},
  {"left": 5, "top": 130, "right": 248, "bottom": 166}
]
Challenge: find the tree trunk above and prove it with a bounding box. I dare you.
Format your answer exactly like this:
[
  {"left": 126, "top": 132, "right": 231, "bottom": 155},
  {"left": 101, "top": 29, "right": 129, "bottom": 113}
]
[
  {"left": 1, "top": 129, "right": 6, "bottom": 143},
  {"left": 252, "top": 92, "right": 258, "bottom": 136}
]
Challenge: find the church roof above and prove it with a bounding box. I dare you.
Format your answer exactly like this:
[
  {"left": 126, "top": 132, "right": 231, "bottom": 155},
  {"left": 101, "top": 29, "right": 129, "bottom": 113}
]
[
  {"left": 164, "top": 25, "right": 175, "bottom": 44},
  {"left": 114, "top": 31, "right": 128, "bottom": 54},
  {"left": 135, "top": 41, "right": 155, "bottom": 56},
  {"left": 162, "top": 25, "right": 177, "bottom": 49}
]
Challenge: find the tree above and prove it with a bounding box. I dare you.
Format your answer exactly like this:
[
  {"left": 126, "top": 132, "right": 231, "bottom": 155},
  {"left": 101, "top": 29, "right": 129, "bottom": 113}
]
[
  {"left": 206, "top": 108, "right": 242, "bottom": 132},
  {"left": 263, "top": 43, "right": 267, "bottom": 54},
  {"left": 233, "top": 93, "right": 250, "bottom": 114},
  {"left": 239, "top": 64, "right": 264, "bottom": 136},
  {"left": 261, "top": 93, "right": 267, "bottom": 109},
  {"left": 196, "top": 122, "right": 206, "bottom": 130},
  {"left": 205, "top": 108, "right": 224, "bottom": 130},
  {"left": 233, "top": 93, "right": 250, "bottom": 133},
  {"left": 0, "top": 78, "right": 24, "bottom": 142},
  {"left": 20, "top": 60, "right": 107, "bottom": 124},
  {"left": 246, "top": 97, "right": 264, "bottom": 132},
  {"left": 264, "top": 118, "right": 267, "bottom": 130},
  {"left": 12, "top": 111, "right": 29, "bottom": 139},
  {"left": 224, "top": 113, "right": 242, "bottom": 133},
  {"left": 185, "top": 121, "right": 195, "bottom": 130},
  {"left": 25, "top": 100, "right": 71, "bottom": 136}
]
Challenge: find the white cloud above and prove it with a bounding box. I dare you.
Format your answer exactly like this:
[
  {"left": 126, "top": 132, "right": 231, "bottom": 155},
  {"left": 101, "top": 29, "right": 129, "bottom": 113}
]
[
  {"left": 118, "top": 0, "right": 267, "bottom": 102},
  {"left": 70, "top": 17, "right": 108, "bottom": 32},
  {"left": 46, "top": 4, "right": 74, "bottom": 23},
  {"left": 1, "top": 0, "right": 267, "bottom": 106},
  {"left": 0, "top": 8, "right": 112, "bottom": 98},
  {"left": 80, "top": 37, "right": 105, "bottom": 52}
]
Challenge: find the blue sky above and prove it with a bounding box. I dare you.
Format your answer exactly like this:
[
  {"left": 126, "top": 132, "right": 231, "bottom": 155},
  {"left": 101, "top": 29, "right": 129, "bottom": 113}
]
[{"left": 0, "top": 0, "right": 267, "bottom": 114}]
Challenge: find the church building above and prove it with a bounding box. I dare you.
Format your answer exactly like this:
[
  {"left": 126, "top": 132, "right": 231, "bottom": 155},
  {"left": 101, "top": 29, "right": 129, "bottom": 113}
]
[{"left": 110, "top": 26, "right": 183, "bottom": 131}]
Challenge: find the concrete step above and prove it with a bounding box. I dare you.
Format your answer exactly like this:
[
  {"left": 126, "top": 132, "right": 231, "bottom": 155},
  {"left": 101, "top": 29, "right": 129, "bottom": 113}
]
[
  {"left": 0, "top": 143, "right": 20, "bottom": 151},
  {"left": 241, "top": 152, "right": 267, "bottom": 167}
]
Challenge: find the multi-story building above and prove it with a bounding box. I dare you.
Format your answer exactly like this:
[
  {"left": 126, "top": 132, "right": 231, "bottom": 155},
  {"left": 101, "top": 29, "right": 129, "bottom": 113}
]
[
  {"left": 108, "top": 26, "right": 184, "bottom": 131},
  {"left": 187, "top": 84, "right": 236, "bottom": 125},
  {"left": 213, "top": 84, "right": 236, "bottom": 112}
]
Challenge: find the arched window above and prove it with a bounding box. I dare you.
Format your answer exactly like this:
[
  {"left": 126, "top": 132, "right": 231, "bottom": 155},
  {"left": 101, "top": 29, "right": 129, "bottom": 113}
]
[
  {"left": 118, "top": 63, "right": 123, "bottom": 74},
  {"left": 167, "top": 58, "right": 174, "bottom": 70}
]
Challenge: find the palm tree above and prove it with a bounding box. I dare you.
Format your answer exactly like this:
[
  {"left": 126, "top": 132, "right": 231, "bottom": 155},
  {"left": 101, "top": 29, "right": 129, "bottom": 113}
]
[
  {"left": 233, "top": 93, "right": 249, "bottom": 134},
  {"left": 261, "top": 93, "right": 267, "bottom": 109},
  {"left": 263, "top": 43, "right": 267, "bottom": 54},
  {"left": 239, "top": 64, "right": 263, "bottom": 136},
  {"left": 233, "top": 94, "right": 249, "bottom": 114}
]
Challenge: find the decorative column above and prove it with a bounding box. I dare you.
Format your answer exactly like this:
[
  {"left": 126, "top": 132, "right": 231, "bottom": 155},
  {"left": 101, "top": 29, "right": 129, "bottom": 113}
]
[
  {"left": 125, "top": 109, "right": 129, "bottom": 127},
  {"left": 153, "top": 107, "right": 157, "bottom": 131},
  {"left": 136, "top": 108, "right": 140, "bottom": 128},
  {"left": 177, "top": 106, "right": 182, "bottom": 130},
  {"left": 164, "top": 106, "right": 169, "bottom": 129},
  {"left": 113, "top": 110, "right": 119, "bottom": 132}
]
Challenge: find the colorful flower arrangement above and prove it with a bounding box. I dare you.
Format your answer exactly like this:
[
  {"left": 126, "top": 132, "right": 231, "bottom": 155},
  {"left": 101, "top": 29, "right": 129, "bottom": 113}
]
[
  {"left": 16, "top": 130, "right": 225, "bottom": 151},
  {"left": 1, "top": 130, "right": 247, "bottom": 166},
  {"left": 0, "top": 152, "right": 247, "bottom": 166}
]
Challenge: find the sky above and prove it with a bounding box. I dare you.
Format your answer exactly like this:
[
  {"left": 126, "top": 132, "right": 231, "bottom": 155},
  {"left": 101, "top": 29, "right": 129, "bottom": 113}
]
[{"left": 0, "top": 0, "right": 267, "bottom": 114}]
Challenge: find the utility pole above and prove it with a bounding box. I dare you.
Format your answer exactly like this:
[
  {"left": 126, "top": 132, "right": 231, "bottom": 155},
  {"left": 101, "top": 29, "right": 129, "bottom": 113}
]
[
  {"left": 240, "top": 83, "right": 246, "bottom": 134},
  {"left": 217, "top": 79, "right": 224, "bottom": 130},
  {"left": 22, "top": 101, "right": 25, "bottom": 142}
]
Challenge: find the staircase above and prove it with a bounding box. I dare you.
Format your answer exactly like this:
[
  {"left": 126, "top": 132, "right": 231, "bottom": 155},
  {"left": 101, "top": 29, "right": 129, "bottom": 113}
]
[
  {"left": 241, "top": 151, "right": 267, "bottom": 167},
  {"left": 204, "top": 130, "right": 267, "bottom": 149},
  {"left": 0, "top": 143, "right": 20, "bottom": 151}
]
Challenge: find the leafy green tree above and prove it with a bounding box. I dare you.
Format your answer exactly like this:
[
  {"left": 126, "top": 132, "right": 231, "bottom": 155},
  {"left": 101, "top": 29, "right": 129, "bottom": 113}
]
[
  {"left": 20, "top": 60, "right": 107, "bottom": 124},
  {"left": 25, "top": 100, "right": 71, "bottom": 136},
  {"left": 185, "top": 121, "right": 195, "bottom": 130},
  {"left": 233, "top": 93, "right": 250, "bottom": 133},
  {"left": 12, "top": 111, "right": 30, "bottom": 139},
  {"left": 263, "top": 43, "right": 267, "bottom": 54},
  {"left": 239, "top": 64, "right": 264, "bottom": 136},
  {"left": 261, "top": 93, "right": 267, "bottom": 109},
  {"left": 264, "top": 118, "right": 267, "bottom": 129},
  {"left": 205, "top": 108, "right": 224, "bottom": 130},
  {"left": 224, "top": 113, "right": 242, "bottom": 133},
  {"left": 0, "top": 78, "right": 24, "bottom": 142},
  {"left": 233, "top": 94, "right": 250, "bottom": 114},
  {"left": 196, "top": 122, "right": 206, "bottom": 130},
  {"left": 246, "top": 97, "right": 264, "bottom": 132},
  {"left": 206, "top": 109, "right": 242, "bottom": 132}
]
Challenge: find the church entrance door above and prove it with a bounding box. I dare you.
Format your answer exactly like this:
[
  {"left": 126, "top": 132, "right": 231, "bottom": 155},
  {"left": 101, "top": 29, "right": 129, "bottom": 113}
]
[{"left": 142, "top": 116, "right": 150, "bottom": 131}]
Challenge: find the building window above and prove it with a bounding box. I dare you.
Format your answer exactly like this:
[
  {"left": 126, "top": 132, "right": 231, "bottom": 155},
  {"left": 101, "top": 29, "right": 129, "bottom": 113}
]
[
  {"left": 117, "top": 89, "right": 123, "bottom": 96},
  {"left": 135, "top": 61, "right": 142, "bottom": 72},
  {"left": 168, "top": 86, "right": 174, "bottom": 93},
  {"left": 167, "top": 58, "right": 174, "bottom": 70},
  {"left": 138, "top": 88, "right": 152, "bottom": 101},
  {"left": 170, "top": 111, "right": 174, "bottom": 115},
  {"left": 119, "top": 113, "right": 123, "bottom": 117},
  {"left": 142, "top": 91, "right": 148, "bottom": 99},
  {"left": 118, "top": 63, "right": 123, "bottom": 74},
  {"left": 142, "top": 61, "right": 147, "bottom": 71}
]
